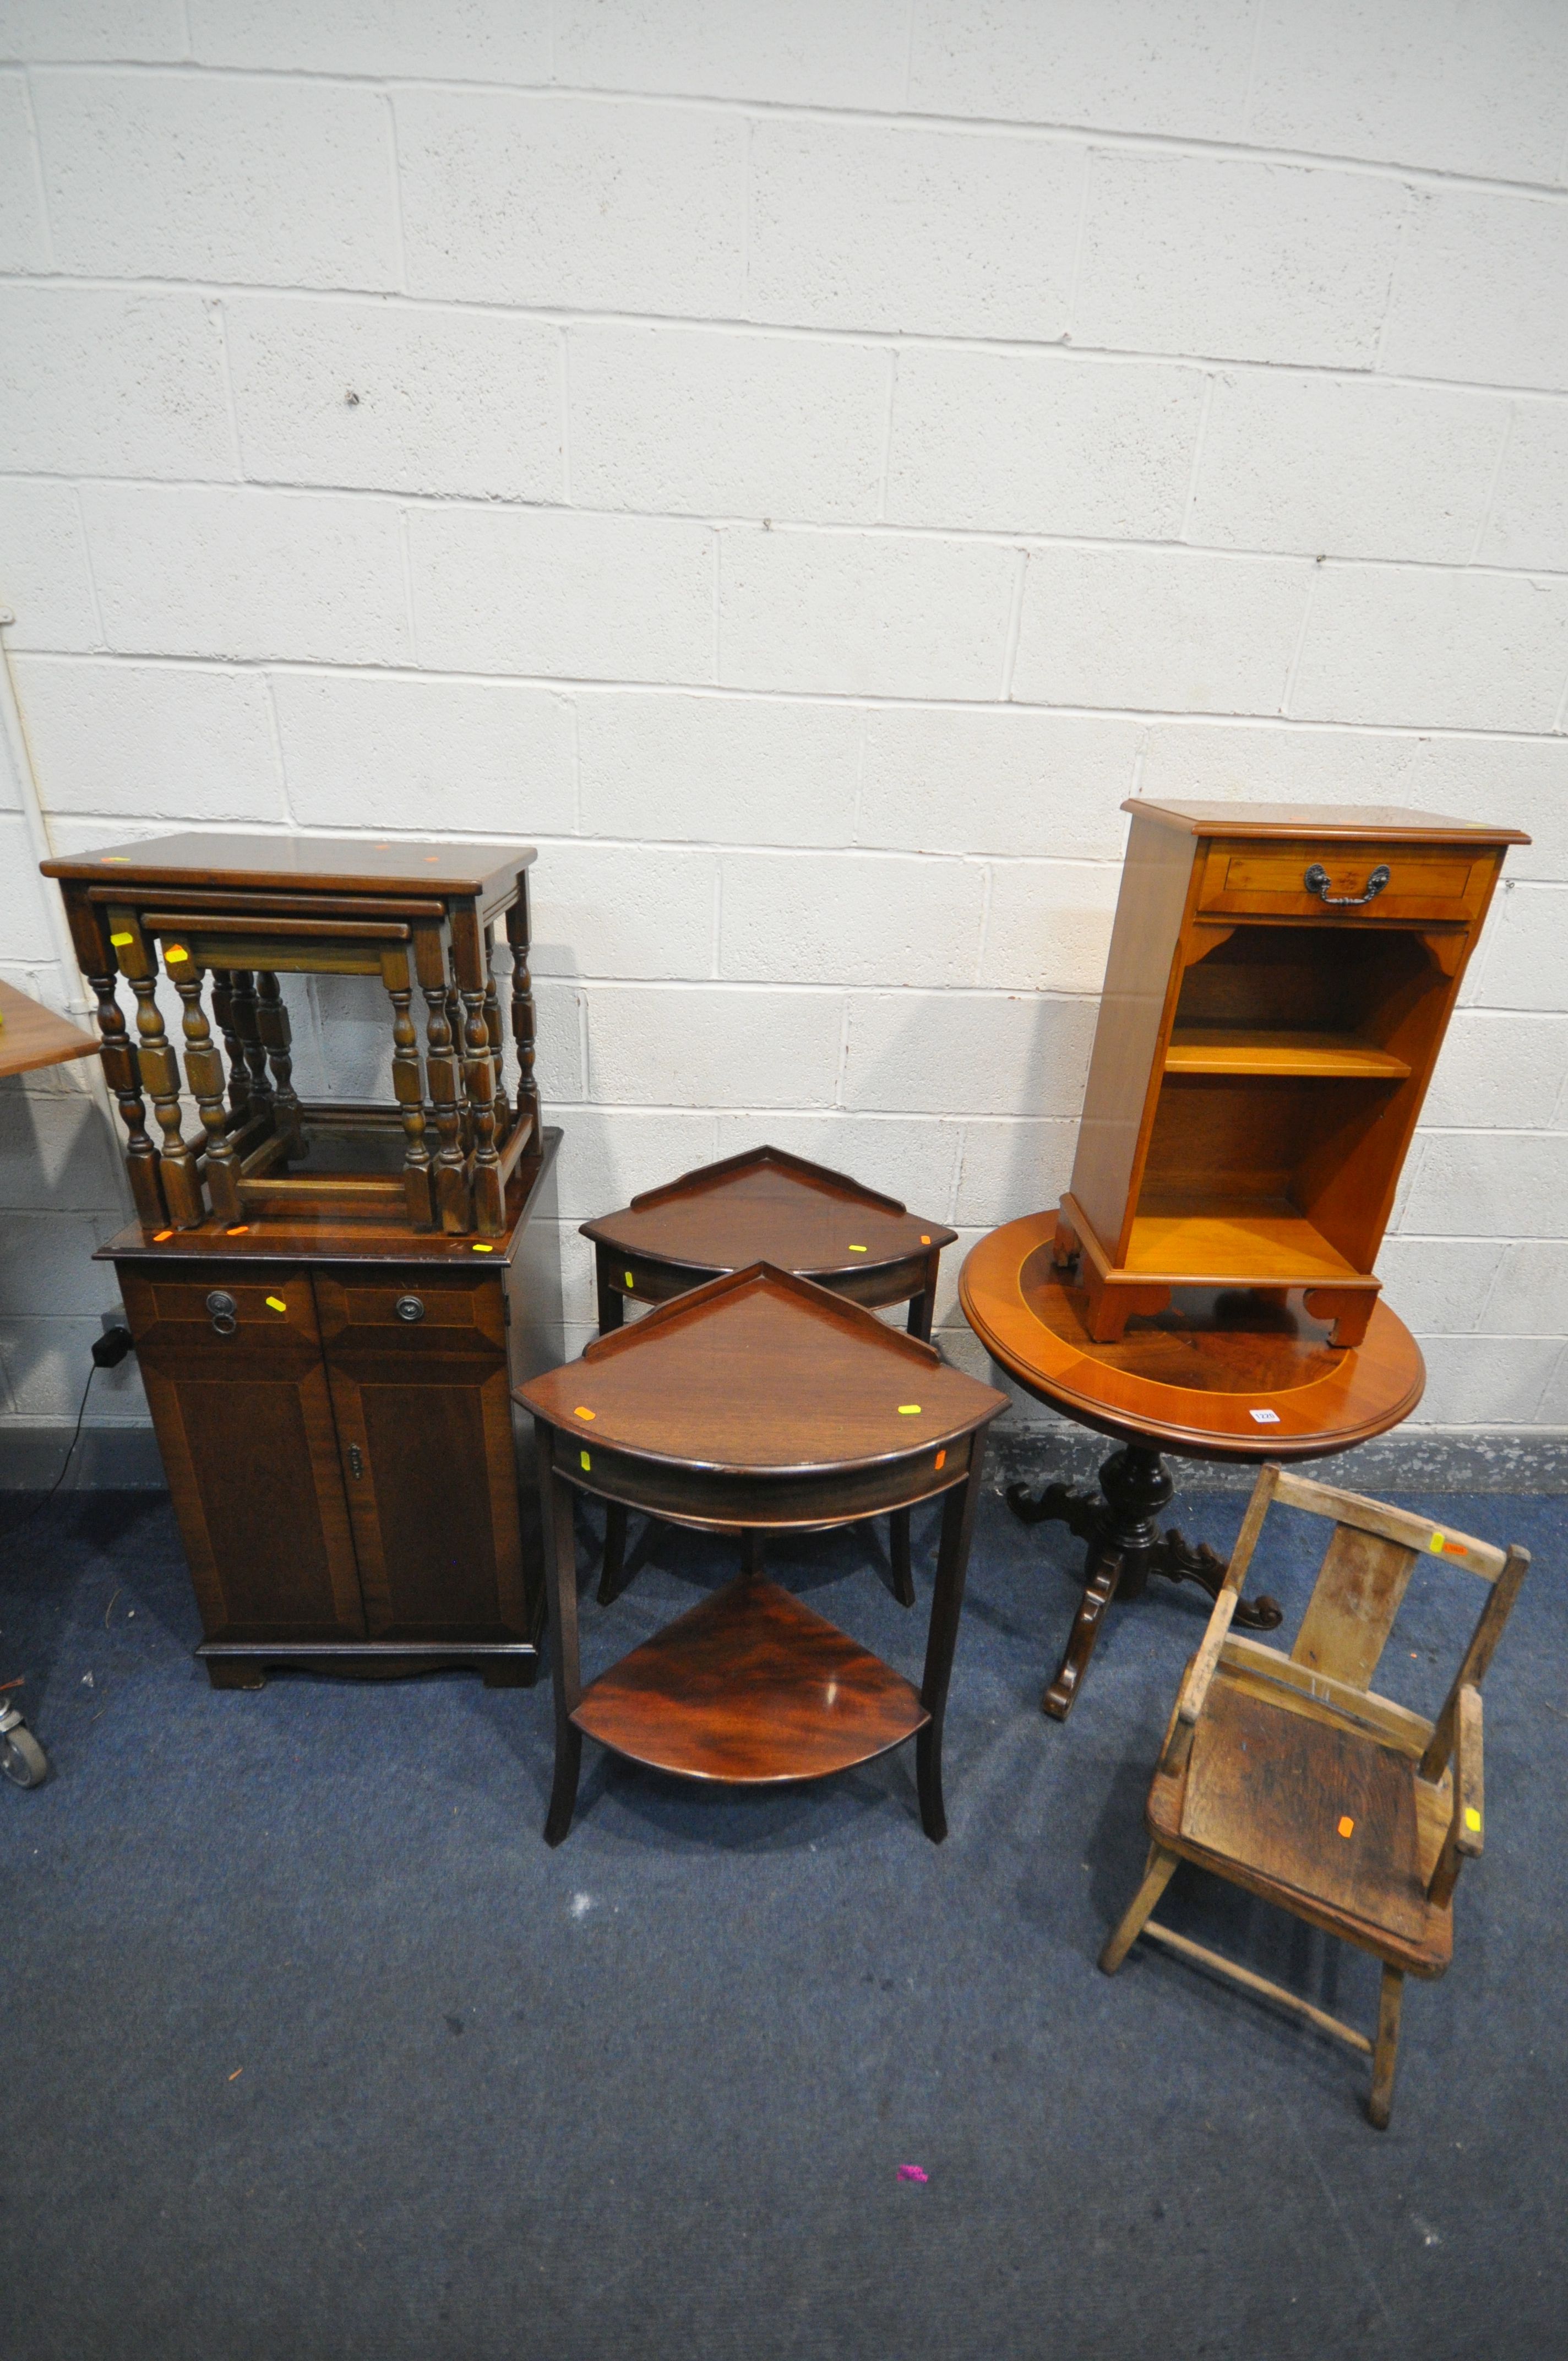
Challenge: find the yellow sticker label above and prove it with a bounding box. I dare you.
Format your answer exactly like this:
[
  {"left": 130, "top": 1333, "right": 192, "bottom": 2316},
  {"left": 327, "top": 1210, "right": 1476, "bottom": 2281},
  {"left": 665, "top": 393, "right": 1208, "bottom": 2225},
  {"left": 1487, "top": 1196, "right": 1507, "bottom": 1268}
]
[
  {"left": 848, "top": 1243, "right": 868, "bottom": 1254},
  {"left": 471, "top": 1242, "right": 494, "bottom": 1253},
  {"left": 898, "top": 1404, "right": 922, "bottom": 1416},
  {"left": 579, "top": 1449, "right": 591, "bottom": 1471},
  {"left": 110, "top": 931, "right": 134, "bottom": 947},
  {"left": 1464, "top": 1806, "right": 1482, "bottom": 1833},
  {"left": 265, "top": 1296, "right": 286, "bottom": 1313},
  {"left": 165, "top": 944, "right": 189, "bottom": 963},
  {"left": 574, "top": 1406, "right": 595, "bottom": 1422},
  {"left": 1430, "top": 1532, "right": 1446, "bottom": 1553},
  {"left": 1337, "top": 1815, "right": 1355, "bottom": 1838},
  {"left": 624, "top": 1270, "right": 634, "bottom": 1289}
]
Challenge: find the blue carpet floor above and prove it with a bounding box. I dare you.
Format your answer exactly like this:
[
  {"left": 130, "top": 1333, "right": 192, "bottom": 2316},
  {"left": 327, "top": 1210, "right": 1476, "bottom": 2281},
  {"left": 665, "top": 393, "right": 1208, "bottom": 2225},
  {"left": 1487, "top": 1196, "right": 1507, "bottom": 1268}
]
[{"left": 0, "top": 1481, "right": 1562, "bottom": 2361}]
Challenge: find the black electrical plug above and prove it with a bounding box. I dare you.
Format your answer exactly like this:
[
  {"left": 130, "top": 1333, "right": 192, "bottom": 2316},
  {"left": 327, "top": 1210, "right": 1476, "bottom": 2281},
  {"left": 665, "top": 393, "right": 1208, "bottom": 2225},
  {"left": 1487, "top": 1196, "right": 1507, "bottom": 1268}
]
[{"left": 92, "top": 1326, "right": 135, "bottom": 1370}]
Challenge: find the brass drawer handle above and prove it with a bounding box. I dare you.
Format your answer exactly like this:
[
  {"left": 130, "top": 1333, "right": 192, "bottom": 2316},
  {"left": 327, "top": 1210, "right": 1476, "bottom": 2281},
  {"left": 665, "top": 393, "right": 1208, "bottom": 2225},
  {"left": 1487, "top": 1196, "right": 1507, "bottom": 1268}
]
[
  {"left": 395, "top": 1294, "right": 426, "bottom": 1323},
  {"left": 1303, "top": 862, "right": 1390, "bottom": 908},
  {"left": 205, "top": 1290, "right": 237, "bottom": 1337}
]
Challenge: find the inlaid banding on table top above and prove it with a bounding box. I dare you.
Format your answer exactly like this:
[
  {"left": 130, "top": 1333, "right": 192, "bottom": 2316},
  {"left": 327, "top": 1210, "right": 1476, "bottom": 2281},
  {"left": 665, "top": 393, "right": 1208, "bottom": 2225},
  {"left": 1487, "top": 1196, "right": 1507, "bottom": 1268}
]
[
  {"left": 962, "top": 1213, "right": 1424, "bottom": 1460},
  {"left": 520, "top": 1263, "right": 1004, "bottom": 1475}
]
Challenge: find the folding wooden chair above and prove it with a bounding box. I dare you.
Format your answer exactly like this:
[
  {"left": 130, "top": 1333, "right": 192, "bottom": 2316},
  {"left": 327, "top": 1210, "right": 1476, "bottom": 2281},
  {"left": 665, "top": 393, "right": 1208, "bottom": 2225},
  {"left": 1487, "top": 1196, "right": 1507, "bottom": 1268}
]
[{"left": 1099, "top": 1462, "right": 1529, "bottom": 2126}]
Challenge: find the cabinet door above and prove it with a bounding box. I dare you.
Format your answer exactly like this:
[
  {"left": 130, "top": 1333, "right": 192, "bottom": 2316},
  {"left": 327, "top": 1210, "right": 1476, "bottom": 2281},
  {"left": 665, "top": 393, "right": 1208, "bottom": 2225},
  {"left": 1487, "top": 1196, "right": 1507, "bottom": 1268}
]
[
  {"left": 313, "top": 1271, "right": 532, "bottom": 1641},
  {"left": 122, "top": 1264, "right": 365, "bottom": 1641}
]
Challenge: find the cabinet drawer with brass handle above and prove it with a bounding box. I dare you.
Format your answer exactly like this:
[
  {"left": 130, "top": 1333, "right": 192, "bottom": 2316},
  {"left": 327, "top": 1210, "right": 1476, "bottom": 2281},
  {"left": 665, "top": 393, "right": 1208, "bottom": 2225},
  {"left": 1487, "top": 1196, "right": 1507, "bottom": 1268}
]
[
  {"left": 311, "top": 1270, "right": 507, "bottom": 1353},
  {"left": 1196, "top": 839, "right": 1491, "bottom": 923}
]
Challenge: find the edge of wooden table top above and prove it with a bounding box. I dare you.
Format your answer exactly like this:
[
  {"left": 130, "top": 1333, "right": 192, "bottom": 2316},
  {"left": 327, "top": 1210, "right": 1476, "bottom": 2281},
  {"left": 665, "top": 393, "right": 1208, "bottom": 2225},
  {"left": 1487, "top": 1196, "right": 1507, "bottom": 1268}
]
[
  {"left": 960, "top": 1209, "right": 1424, "bottom": 1461},
  {"left": 0, "top": 980, "right": 99, "bottom": 1080}
]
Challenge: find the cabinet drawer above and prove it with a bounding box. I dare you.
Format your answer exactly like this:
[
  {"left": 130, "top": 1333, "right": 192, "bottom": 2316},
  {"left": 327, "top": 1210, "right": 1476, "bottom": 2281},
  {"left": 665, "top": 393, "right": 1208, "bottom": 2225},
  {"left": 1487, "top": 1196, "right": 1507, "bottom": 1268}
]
[
  {"left": 313, "top": 1269, "right": 507, "bottom": 1354},
  {"left": 122, "top": 1264, "right": 319, "bottom": 1361},
  {"left": 1196, "top": 839, "right": 1492, "bottom": 923}
]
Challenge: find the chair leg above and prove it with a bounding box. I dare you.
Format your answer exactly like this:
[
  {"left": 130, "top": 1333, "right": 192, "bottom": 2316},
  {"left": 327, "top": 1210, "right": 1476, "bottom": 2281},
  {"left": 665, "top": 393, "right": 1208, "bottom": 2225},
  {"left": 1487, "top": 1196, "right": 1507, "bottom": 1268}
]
[
  {"left": 1369, "top": 1965, "right": 1404, "bottom": 2129},
  {"left": 1099, "top": 1843, "right": 1180, "bottom": 1973}
]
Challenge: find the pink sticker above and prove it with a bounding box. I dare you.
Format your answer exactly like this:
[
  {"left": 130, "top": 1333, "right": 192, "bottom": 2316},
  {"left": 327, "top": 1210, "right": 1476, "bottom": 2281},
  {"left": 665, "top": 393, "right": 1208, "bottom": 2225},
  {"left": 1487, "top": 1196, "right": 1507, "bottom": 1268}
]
[{"left": 897, "top": 2165, "right": 928, "bottom": 2184}]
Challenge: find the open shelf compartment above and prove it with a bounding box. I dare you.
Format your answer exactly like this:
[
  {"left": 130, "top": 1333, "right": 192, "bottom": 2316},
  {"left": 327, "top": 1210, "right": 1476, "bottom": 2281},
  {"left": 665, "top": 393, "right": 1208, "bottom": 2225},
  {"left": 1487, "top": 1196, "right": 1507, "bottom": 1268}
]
[{"left": 572, "top": 1573, "right": 927, "bottom": 1783}]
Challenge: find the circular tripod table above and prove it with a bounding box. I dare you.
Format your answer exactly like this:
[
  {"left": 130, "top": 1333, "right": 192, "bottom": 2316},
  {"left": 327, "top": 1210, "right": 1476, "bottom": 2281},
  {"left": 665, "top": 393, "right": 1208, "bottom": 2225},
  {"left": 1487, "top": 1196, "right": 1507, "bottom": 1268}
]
[
  {"left": 960, "top": 1209, "right": 1425, "bottom": 1721},
  {"left": 519, "top": 1263, "right": 1005, "bottom": 1846}
]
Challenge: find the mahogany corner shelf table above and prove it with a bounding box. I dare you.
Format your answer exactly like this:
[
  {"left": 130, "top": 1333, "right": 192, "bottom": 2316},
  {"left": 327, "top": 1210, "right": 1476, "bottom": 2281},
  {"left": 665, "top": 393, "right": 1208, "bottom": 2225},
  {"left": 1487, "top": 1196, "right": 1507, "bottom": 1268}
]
[
  {"left": 960, "top": 1209, "right": 1425, "bottom": 1721},
  {"left": 581, "top": 1145, "right": 956, "bottom": 1607},
  {"left": 518, "top": 1263, "right": 1005, "bottom": 1846}
]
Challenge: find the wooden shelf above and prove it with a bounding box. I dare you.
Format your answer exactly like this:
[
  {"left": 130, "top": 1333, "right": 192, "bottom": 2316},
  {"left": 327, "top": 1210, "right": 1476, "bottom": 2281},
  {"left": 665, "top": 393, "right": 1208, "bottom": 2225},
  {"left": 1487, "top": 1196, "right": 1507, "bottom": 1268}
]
[
  {"left": 1165, "top": 1029, "right": 1410, "bottom": 1080},
  {"left": 571, "top": 1574, "right": 928, "bottom": 1784},
  {"left": 1125, "top": 1195, "right": 1361, "bottom": 1285}
]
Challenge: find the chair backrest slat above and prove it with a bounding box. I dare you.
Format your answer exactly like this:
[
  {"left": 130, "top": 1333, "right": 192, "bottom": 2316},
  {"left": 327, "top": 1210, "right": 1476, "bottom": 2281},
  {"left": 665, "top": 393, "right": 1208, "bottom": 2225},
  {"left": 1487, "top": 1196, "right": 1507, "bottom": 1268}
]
[
  {"left": 1271, "top": 1468, "right": 1506, "bottom": 1580},
  {"left": 1292, "top": 1525, "right": 1419, "bottom": 1690}
]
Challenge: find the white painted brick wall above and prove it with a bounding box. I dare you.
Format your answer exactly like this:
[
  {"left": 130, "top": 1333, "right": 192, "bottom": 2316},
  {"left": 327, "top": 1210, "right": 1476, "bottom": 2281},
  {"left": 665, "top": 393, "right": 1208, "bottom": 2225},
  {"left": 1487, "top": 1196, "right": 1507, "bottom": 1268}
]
[{"left": 1, "top": 0, "right": 1565, "bottom": 1448}]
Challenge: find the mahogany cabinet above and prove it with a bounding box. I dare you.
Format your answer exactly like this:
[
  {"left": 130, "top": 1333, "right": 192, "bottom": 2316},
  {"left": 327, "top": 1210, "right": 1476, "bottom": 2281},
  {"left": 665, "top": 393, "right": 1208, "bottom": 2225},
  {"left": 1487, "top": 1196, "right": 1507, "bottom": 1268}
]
[
  {"left": 1055, "top": 802, "right": 1528, "bottom": 1346},
  {"left": 103, "top": 1134, "right": 563, "bottom": 1688}
]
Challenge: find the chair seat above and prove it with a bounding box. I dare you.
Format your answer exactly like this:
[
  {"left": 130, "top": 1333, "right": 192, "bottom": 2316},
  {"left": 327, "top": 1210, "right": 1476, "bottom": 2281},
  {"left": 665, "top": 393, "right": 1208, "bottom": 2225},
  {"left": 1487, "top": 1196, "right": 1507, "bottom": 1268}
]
[{"left": 1148, "top": 1667, "right": 1453, "bottom": 1974}]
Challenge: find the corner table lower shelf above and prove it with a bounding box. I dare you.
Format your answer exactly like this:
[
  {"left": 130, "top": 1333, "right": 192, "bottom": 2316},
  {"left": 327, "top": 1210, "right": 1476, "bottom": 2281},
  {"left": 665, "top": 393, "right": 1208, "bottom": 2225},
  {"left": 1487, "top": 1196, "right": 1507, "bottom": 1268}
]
[
  {"left": 518, "top": 1263, "right": 1006, "bottom": 1846},
  {"left": 960, "top": 1208, "right": 1425, "bottom": 1722}
]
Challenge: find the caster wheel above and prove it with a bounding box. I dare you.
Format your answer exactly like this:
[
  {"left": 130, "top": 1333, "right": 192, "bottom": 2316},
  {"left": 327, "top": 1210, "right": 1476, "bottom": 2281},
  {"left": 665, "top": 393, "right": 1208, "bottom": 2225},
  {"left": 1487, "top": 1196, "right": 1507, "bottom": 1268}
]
[{"left": 1, "top": 1724, "right": 49, "bottom": 1788}]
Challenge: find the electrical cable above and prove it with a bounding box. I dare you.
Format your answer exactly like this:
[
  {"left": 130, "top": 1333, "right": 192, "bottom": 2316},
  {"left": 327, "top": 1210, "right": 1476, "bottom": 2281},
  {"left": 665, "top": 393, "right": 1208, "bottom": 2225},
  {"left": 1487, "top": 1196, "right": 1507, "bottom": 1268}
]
[{"left": 0, "top": 1359, "right": 97, "bottom": 1541}]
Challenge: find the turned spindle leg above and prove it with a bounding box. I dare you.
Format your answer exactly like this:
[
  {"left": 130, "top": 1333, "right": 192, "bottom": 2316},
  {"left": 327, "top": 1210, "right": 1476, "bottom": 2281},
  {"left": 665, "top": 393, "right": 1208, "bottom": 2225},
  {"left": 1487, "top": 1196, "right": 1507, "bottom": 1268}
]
[
  {"left": 170, "top": 960, "right": 239, "bottom": 1220},
  {"left": 384, "top": 944, "right": 434, "bottom": 1230},
  {"left": 228, "top": 972, "right": 275, "bottom": 1136},
  {"left": 453, "top": 907, "right": 503, "bottom": 1236},
  {"left": 129, "top": 951, "right": 203, "bottom": 1227},
  {"left": 484, "top": 926, "right": 510, "bottom": 1146},
  {"left": 505, "top": 877, "right": 541, "bottom": 1144},
  {"left": 86, "top": 965, "right": 165, "bottom": 1225},
  {"left": 418, "top": 927, "right": 471, "bottom": 1234},
  {"left": 255, "top": 971, "right": 303, "bottom": 1154},
  {"left": 208, "top": 969, "right": 252, "bottom": 1130}
]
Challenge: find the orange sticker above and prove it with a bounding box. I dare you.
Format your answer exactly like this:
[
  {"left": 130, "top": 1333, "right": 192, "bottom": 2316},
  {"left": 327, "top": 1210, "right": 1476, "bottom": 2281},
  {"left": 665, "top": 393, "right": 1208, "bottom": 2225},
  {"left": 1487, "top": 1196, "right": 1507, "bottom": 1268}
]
[
  {"left": 920, "top": 1234, "right": 931, "bottom": 1245},
  {"left": 574, "top": 1406, "right": 595, "bottom": 1422},
  {"left": 1337, "top": 1815, "right": 1355, "bottom": 1838},
  {"left": 934, "top": 1449, "right": 946, "bottom": 1471},
  {"left": 226, "top": 1225, "right": 249, "bottom": 1235},
  {"left": 153, "top": 1228, "right": 172, "bottom": 1241}
]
